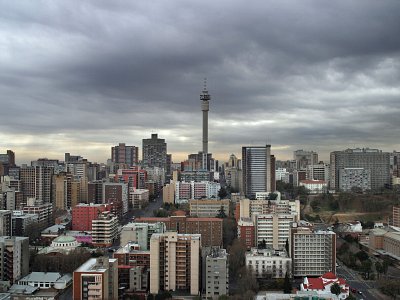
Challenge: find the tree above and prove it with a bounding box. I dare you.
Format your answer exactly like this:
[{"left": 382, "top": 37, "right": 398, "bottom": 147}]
[
  {"left": 285, "top": 239, "right": 289, "bottom": 256},
  {"left": 361, "top": 259, "right": 372, "bottom": 279},
  {"left": 345, "top": 293, "right": 356, "bottom": 300},
  {"left": 355, "top": 251, "right": 369, "bottom": 262},
  {"left": 238, "top": 267, "right": 259, "bottom": 293},
  {"left": 283, "top": 271, "right": 292, "bottom": 294},
  {"left": 330, "top": 282, "right": 341, "bottom": 296},
  {"left": 218, "top": 187, "right": 228, "bottom": 199},
  {"left": 222, "top": 218, "right": 236, "bottom": 248},
  {"left": 379, "top": 279, "right": 400, "bottom": 300},
  {"left": 258, "top": 239, "right": 267, "bottom": 249},
  {"left": 375, "top": 261, "right": 383, "bottom": 279},
  {"left": 216, "top": 205, "right": 227, "bottom": 218},
  {"left": 269, "top": 193, "right": 278, "bottom": 200},
  {"left": 228, "top": 239, "right": 247, "bottom": 281}
]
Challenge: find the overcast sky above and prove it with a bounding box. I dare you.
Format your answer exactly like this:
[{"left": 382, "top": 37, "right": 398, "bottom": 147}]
[{"left": 1, "top": 1, "right": 399, "bottom": 164}]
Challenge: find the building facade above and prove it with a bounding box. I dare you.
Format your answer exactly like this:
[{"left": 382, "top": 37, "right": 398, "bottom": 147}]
[
  {"left": 242, "top": 145, "right": 274, "bottom": 197},
  {"left": 330, "top": 148, "right": 390, "bottom": 191},
  {"left": 205, "top": 248, "right": 229, "bottom": 298},
  {"left": 338, "top": 168, "right": 371, "bottom": 192},
  {"left": 111, "top": 143, "right": 139, "bottom": 166},
  {"left": 91, "top": 211, "right": 119, "bottom": 247},
  {"left": 73, "top": 257, "right": 118, "bottom": 300},
  {"left": 0, "top": 236, "right": 29, "bottom": 284},
  {"left": 255, "top": 213, "right": 296, "bottom": 250},
  {"left": 246, "top": 248, "right": 291, "bottom": 279},
  {"left": 142, "top": 134, "right": 167, "bottom": 170},
  {"left": 150, "top": 232, "right": 200, "bottom": 295},
  {"left": 290, "top": 226, "right": 336, "bottom": 277},
  {"left": 136, "top": 215, "right": 222, "bottom": 247}
]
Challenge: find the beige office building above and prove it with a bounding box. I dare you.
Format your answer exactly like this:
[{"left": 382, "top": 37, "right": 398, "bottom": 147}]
[
  {"left": 240, "top": 199, "right": 300, "bottom": 221},
  {"left": 150, "top": 232, "right": 200, "bottom": 295},
  {"left": 189, "top": 199, "right": 230, "bottom": 217}
]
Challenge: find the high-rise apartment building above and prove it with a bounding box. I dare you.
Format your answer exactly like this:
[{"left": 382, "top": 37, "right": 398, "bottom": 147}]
[
  {"left": 330, "top": 148, "right": 390, "bottom": 191},
  {"left": 20, "top": 166, "right": 53, "bottom": 204},
  {"left": 142, "top": 134, "right": 167, "bottom": 170},
  {"left": 111, "top": 143, "right": 139, "bottom": 166},
  {"left": 88, "top": 181, "right": 103, "bottom": 204},
  {"left": 73, "top": 257, "right": 118, "bottom": 300},
  {"left": 52, "top": 172, "right": 73, "bottom": 210},
  {"left": 0, "top": 236, "right": 29, "bottom": 284},
  {"left": 242, "top": 145, "right": 274, "bottom": 197},
  {"left": 103, "top": 182, "right": 128, "bottom": 217},
  {"left": 290, "top": 226, "right": 336, "bottom": 277},
  {"left": 150, "top": 232, "right": 201, "bottom": 295}
]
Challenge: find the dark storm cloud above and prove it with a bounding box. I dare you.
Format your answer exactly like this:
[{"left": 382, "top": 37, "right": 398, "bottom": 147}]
[{"left": 0, "top": 0, "right": 399, "bottom": 163}]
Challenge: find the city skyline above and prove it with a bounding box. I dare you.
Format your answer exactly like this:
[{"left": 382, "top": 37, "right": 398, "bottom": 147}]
[{"left": 1, "top": 1, "right": 399, "bottom": 164}]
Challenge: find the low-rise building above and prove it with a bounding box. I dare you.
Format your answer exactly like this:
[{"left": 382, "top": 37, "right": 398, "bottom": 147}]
[
  {"left": 17, "top": 272, "right": 72, "bottom": 290},
  {"left": 301, "top": 272, "right": 349, "bottom": 300},
  {"left": 246, "top": 248, "right": 291, "bottom": 279},
  {"left": 150, "top": 232, "right": 201, "bottom": 295},
  {"left": 299, "top": 180, "right": 327, "bottom": 194}
]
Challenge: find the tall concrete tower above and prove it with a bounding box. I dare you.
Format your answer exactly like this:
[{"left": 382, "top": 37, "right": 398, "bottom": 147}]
[{"left": 200, "top": 79, "right": 210, "bottom": 154}]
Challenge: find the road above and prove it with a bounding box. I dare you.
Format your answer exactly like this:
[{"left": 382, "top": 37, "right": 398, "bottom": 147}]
[
  {"left": 121, "top": 194, "right": 163, "bottom": 225},
  {"left": 336, "top": 260, "right": 384, "bottom": 300}
]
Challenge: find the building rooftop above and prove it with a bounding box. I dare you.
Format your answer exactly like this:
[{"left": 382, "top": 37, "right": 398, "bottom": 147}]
[
  {"left": 53, "top": 235, "right": 77, "bottom": 243},
  {"left": 18, "top": 272, "right": 72, "bottom": 284},
  {"left": 41, "top": 224, "right": 66, "bottom": 235}
]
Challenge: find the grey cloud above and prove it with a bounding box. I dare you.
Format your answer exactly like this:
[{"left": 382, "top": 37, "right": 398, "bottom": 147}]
[{"left": 0, "top": 0, "right": 399, "bottom": 163}]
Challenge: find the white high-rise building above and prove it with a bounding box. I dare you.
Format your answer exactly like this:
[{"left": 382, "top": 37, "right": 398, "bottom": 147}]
[
  {"left": 255, "top": 213, "right": 296, "bottom": 250},
  {"left": 290, "top": 226, "right": 336, "bottom": 277}
]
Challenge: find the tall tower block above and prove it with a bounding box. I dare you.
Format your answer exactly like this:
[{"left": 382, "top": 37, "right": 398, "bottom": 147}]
[{"left": 200, "top": 79, "right": 210, "bottom": 154}]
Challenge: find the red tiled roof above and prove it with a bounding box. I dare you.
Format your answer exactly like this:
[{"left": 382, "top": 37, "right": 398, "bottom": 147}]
[
  {"left": 306, "top": 278, "right": 324, "bottom": 290},
  {"left": 322, "top": 272, "right": 337, "bottom": 279}
]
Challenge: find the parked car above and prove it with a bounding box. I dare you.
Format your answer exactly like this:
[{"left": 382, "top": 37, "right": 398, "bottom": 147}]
[{"left": 350, "top": 288, "right": 357, "bottom": 293}]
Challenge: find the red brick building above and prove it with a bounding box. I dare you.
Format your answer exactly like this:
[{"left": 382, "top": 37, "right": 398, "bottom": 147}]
[
  {"left": 72, "top": 203, "right": 111, "bottom": 231},
  {"left": 237, "top": 218, "right": 255, "bottom": 250}
]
